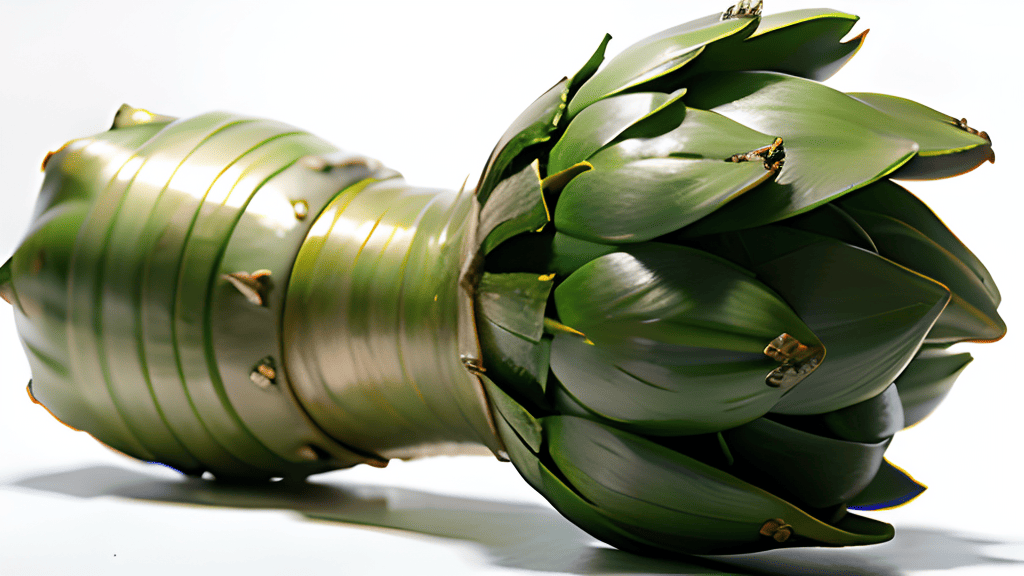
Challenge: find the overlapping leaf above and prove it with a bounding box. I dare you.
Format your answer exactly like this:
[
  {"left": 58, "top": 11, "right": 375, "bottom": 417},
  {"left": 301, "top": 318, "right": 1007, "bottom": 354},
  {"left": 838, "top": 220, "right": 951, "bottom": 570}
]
[
  {"left": 568, "top": 14, "right": 757, "bottom": 117},
  {"left": 849, "top": 459, "right": 927, "bottom": 511},
  {"left": 894, "top": 346, "right": 973, "bottom": 428},
  {"left": 547, "top": 416, "right": 895, "bottom": 553},
  {"left": 837, "top": 180, "right": 1004, "bottom": 343},
  {"left": 550, "top": 244, "right": 819, "bottom": 434},
  {"left": 476, "top": 273, "right": 554, "bottom": 403},
  {"left": 554, "top": 107, "right": 781, "bottom": 243},
  {"left": 706, "top": 227, "right": 950, "bottom": 414},
  {"left": 722, "top": 416, "right": 889, "bottom": 509},
  {"left": 681, "top": 72, "right": 919, "bottom": 234},
  {"left": 850, "top": 93, "right": 993, "bottom": 180},
  {"left": 679, "top": 9, "right": 867, "bottom": 82}
]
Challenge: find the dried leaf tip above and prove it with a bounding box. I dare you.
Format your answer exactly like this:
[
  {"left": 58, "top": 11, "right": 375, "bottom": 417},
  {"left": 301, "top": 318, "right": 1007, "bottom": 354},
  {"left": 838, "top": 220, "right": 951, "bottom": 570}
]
[
  {"left": 722, "top": 0, "right": 763, "bottom": 20},
  {"left": 956, "top": 117, "right": 991, "bottom": 143},
  {"left": 760, "top": 518, "right": 793, "bottom": 542},
  {"left": 764, "top": 333, "right": 824, "bottom": 390},
  {"left": 728, "top": 137, "right": 785, "bottom": 171}
]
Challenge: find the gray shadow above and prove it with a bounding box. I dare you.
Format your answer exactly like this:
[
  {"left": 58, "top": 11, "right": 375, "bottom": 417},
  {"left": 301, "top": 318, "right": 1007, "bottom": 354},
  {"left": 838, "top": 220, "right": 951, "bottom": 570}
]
[{"left": 9, "top": 465, "right": 1022, "bottom": 575}]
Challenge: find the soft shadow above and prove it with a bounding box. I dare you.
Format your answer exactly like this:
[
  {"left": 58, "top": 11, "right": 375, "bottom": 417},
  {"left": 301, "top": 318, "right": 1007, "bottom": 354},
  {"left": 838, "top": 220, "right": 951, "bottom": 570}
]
[{"left": 10, "top": 465, "right": 1023, "bottom": 575}]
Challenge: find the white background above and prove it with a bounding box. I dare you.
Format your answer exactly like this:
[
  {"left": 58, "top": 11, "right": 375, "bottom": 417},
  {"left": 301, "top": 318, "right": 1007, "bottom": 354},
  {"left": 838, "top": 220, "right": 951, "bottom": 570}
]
[{"left": 1, "top": 1, "right": 1021, "bottom": 574}]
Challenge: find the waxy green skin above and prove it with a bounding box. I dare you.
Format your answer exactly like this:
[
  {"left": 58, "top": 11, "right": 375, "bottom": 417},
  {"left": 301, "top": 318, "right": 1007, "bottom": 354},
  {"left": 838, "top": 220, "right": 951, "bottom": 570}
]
[
  {"left": 0, "top": 5, "right": 1005, "bottom": 558},
  {"left": 5, "top": 112, "right": 499, "bottom": 480}
]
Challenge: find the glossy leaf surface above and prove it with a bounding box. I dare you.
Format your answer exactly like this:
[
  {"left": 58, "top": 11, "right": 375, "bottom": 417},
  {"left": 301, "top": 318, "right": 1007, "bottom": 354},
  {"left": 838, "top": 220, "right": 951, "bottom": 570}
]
[
  {"left": 682, "top": 9, "right": 866, "bottom": 81},
  {"left": 568, "top": 14, "right": 756, "bottom": 117},
  {"left": 850, "top": 93, "right": 994, "bottom": 180},
  {"left": 894, "top": 347, "right": 973, "bottom": 428},
  {"left": 843, "top": 206, "right": 1004, "bottom": 343},
  {"left": 550, "top": 244, "right": 818, "bottom": 434},
  {"left": 478, "top": 160, "right": 548, "bottom": 255},
  {"left": 682, "top": 72, "right": 918, "bottom": 234},
  {"left": 477, "top": 79, "right": 567, "bottom": 203},
  {"left": 547, "top": 416, "right": 895, "bottom": 552},
  {"left": 721, "top": 227, "right": 950, "bottom": 414},
  {"left": 476, "top": 273, "right": 554, "bottom": 401},
  {"left": 723, "top": 416, "right": 889, "bottom": 509},
  {"left": 549, "top": 91, "right": 687, "bottom": 175},
  {"left": 837, "top": 179, "right": 999, "bottom": 305},
  {"left": 554, "top": 107, "right": 780, "bottom": 242},
  {"left": 849, "top": 459, "right": 927, "bottom": 511}
]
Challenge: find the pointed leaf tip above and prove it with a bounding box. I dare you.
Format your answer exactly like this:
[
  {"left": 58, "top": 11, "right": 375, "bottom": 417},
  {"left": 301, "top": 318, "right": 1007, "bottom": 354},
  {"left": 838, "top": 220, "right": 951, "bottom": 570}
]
[
  {"left": 849, "top": 459, "right": 927, "bottom": 511},
  {"left": 0, "top": 257, "right": 12, "bottom": 305}
]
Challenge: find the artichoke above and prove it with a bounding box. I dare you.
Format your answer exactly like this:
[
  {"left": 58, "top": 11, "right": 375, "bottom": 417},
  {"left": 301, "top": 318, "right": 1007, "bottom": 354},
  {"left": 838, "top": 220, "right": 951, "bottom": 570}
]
[{"left": 0, "top": 2, "right": 1004, "bottom": 557}]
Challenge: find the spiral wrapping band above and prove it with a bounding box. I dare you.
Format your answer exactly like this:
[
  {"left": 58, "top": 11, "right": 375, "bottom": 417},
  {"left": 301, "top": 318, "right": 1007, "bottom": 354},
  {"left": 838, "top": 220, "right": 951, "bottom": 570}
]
[{"left": 8, "top": 109, "right": 500, "bottom": 479}]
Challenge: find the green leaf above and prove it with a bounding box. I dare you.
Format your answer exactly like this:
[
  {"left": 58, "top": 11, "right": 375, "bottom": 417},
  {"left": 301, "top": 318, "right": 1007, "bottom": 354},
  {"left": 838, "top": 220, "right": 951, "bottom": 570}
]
[
  {"left": 849, "top": 459, "right": 927, "bottom": 511},
  {"left": 546, "top": 232, "right": 618, "bottom": 276},
  {"left": 894, "top": 346, "right": 973, "bottom": 428},
  {"left": 554, "top": 107, "right": 782, "bottom": 243},
  {"left": 681, "top": 9, "right": 866, "bottom": 81},
  {"left": 722, "top": 416, "right": 890, "bottom": 509},
  {"left": 481, "top": 229, "right": 617, "bottom": 277},
  {"left": 476, "top": 319, "right": 551, "bottom": 405},
  {"left": 477, "top": 31, "right": 616, "bottom": 204},
  {"left": 837, "top": 180, "right": 999, "bottom": 305},
  {"left": 566, "top": 33, "right": 613, "bottom": 98},
  {"left": 549, "top": 90, "right": 687, "bottom": 175},
  {"left": 768, "top": 383, "right": 905, "bottom": 445},
  {"left": 549, "top": 331, "right": 778, "bottom": 435},
  {"left": 477, "top": 272, "right": 554, "bottom": 343},
  {"left": 481, "top": 374, "right": 543, "bottom": 453},
  {"left": 568, "top": 14, "right": 757, "bottom": 117},
  {"left": 779, "top": 203, "right": 877, "bottom": 253},
  {"left": 819, "top": 384, "right": 904, "bottom": 444},
  {"left": 556, "top": 159, "right": 773, "bottom": 244},
  {"left": 849, "top": 93, "right": 994, "bottom": 180},
  {"left": 490, "top": 405, "right": 675, "bottom": 557},
  {"left": 681, "top": 72, "right": 919, "bottom": 235},
  {"left": 477, "top": 79, "right": 567, "bottom": 203},
  {"left": 540, "top": 161, "right": 592, "bottom": 195},
  {"left": 477, "top": 160, "right": 548, "bottom": 254},
  {"left": 723, "top": 227, "right": 951, "bottom": 414},
  {"left": 549, "top": 244, "right": 819, "bottom": 434},
  {"left": 546, "top": 416, "right": 895, "bottom": 554},
  {"left": 842, "top": 206, "right": 1005, "bottom": 343},
  {"left": 476, "top": 273, "right": 555, "bottom": 402}
]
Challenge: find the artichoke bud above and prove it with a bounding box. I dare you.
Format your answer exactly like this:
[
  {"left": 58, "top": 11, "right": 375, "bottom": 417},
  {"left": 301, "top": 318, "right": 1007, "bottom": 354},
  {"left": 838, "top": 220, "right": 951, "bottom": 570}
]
[
  {"left": 2, "top": 4, "right": 1004, "bottom": 559},
  {"left": 471, "top": 4, "right": 1001, "bottom": 556}
]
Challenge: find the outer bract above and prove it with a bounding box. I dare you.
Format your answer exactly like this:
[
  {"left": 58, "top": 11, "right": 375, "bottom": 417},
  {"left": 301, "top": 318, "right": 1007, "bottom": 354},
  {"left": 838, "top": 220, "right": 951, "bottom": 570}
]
[{"left": 0, "top": 3, "right": 1003, "bottom": 557}]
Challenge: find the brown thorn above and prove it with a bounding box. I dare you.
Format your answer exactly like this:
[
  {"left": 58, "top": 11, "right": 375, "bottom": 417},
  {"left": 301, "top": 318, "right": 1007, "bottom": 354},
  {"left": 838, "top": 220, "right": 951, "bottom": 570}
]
[
  {"left": 955, "top": 117, "right": 991, "bottom": 143},
  {"left": 760, "top": 518, "right": 793, "bottom": 543},
  {"left": 774, "top": 525, "right": 793, "bottom": 543},
  {"left": 250, "top": 356, "right": 278, "bottom": 389},
  {"left": 760, "top": 518, "right": 785, "bottom": 537},
  {"left": 224, "top": 270, "right": 272, "bottom": 306},
  {"left": 764, "top": 333, "right": 824, "bottom": 390},
  {"left": 721, "top": 0, "right": 762, "bottom": 19}
]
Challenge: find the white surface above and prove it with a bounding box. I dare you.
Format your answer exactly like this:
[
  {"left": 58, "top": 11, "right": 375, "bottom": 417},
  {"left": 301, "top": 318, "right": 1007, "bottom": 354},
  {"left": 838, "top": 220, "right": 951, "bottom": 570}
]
[{"left": 1, "top": 1, "right": 1022, "bottom": 574}]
